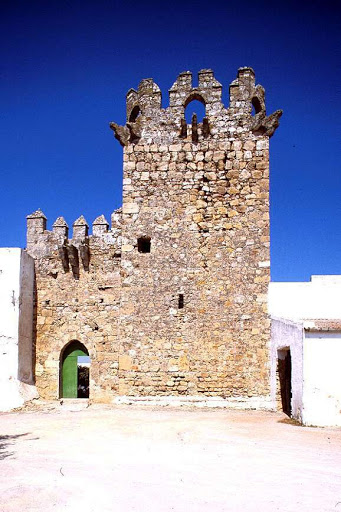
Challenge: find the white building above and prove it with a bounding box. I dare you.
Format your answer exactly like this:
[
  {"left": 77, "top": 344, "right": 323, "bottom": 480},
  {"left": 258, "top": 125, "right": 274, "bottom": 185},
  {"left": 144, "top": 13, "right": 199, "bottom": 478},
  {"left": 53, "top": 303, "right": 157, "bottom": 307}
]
[
  {"left": 0, "top": 248, "right": 38, "bottom": 411},
  {"left": 269, "top": 276, "right": 341, "bottom": 427}
]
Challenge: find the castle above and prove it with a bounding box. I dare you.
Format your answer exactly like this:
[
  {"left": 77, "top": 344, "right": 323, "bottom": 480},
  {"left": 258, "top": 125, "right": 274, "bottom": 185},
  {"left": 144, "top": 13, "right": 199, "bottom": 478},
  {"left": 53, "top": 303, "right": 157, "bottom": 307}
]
[
  {"left": 2, "top": 67, "right": 341, "bottom": 426},
  {"left": 23, "top": 67, "right": 282, "bottom": 406}
]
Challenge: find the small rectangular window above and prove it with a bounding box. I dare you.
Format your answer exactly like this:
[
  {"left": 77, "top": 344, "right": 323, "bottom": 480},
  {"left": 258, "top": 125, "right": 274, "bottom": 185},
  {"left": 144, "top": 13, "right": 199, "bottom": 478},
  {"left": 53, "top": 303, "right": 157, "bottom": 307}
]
[
  {"left": 178, "top": 294, "right": 184, "bottom": 309},
  {"left": 138, "top": 237, "right": 151, "bottom": 253}
]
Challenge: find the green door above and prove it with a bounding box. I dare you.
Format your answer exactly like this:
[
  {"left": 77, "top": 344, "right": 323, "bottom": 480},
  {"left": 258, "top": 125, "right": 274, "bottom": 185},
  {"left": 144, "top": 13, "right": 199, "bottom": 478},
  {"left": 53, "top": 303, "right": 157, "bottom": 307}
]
[{"left": 61, "top": 342, "right": 89, "bottom": 398}]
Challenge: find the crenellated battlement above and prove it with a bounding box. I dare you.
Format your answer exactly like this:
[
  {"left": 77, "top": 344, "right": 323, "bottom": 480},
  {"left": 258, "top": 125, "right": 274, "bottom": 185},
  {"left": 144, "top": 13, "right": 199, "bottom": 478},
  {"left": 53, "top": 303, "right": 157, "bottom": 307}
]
[
  {"left": 26, "top": 209, "right": 122, "bottom": 275},
  {"left": 110, "top": 67, "right": 282, "bottom": 146},
  {"left": 168, "top": 68, "right": 223, "bottom": 116},
  {"left": 126, "top": 78, "right": 162, "bottom": 121},
  {"left": 52, "top": 216, "right": 68, "bottom": 241}
]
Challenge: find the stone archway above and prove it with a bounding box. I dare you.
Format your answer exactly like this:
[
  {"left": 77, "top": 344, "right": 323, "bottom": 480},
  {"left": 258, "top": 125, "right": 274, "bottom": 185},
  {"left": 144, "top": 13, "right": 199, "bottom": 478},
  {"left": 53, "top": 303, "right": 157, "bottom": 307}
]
[{"left": 60, "top": 341, "right": 90, "bottom": 398}]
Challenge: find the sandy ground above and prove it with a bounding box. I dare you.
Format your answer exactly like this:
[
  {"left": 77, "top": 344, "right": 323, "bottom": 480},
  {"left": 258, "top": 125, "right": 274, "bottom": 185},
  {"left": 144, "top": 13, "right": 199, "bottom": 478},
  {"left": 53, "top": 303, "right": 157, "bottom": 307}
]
[{"left": 0, "top": 402, "right": 341, "bottom": 512}]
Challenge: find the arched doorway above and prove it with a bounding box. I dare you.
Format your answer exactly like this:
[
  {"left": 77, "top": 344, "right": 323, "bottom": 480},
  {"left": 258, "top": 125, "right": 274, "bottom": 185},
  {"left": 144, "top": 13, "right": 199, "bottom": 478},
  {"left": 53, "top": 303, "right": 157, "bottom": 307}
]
[{"left": 60, "top": 341, "right": 90, "bottom": 398}]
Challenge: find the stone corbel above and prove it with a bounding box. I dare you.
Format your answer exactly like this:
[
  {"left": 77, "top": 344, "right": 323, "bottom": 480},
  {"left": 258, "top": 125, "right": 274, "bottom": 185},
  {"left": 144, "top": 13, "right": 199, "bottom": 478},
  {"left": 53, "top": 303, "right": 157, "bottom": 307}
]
[
  {"left": 250, "top": 84, "right": 282, "bottom": 137},
  {"left": 109, "top": 122, "right": 130, "bottom": 147},
  {"left": 251, "top": 109, "right": 283, "bottom": 137},
  {"left": 110, "top": 118, "right": 142, "bottom": 146},
  {"left": 127, "top": 117, "right": 142, "bottom": 143}
]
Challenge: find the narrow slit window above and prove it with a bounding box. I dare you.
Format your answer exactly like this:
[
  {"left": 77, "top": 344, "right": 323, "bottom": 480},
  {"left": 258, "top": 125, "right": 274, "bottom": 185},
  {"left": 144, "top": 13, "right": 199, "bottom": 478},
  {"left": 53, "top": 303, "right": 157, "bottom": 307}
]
[
  {"left": 178, "top": 294, "right": 184, "bottom": 309},
  {"left": 138, "top": 237, "right": 151, "bottom": 253}
]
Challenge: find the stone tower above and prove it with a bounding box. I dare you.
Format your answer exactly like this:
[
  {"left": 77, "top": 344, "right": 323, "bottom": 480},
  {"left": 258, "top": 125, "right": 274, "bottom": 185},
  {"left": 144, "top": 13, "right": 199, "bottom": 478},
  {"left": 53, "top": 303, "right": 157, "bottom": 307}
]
[{"left": 27, "top": 67, "right": 282, "bottom": 406}]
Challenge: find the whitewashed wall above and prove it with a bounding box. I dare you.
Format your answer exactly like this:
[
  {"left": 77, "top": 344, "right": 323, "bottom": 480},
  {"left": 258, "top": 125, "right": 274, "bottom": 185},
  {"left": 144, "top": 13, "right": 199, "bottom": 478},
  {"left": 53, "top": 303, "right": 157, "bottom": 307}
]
[
  {"left": 0, "top": 248, "right": 38, "bottom": 411},
  {"left": 303, "top": 332, "right": 341, "bottom": 427},
  {"left": 270, "top": 317, "right": 303, "bottom": 422},
  {"left": 269, "top": 276, "right": 341, "bottom": 320},
  {"left": 269, "top": 275, "right": 341, "bottom": 426}
]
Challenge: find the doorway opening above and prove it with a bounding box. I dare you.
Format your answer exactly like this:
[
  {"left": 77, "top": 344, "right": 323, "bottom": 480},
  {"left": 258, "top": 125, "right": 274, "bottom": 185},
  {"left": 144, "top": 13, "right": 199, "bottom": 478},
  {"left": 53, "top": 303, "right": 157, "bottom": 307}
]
[
  {"left": 60, "top": 341, "right": 90, "bottom": 398},
  {"left": 277, "top": 348, "right": 292, "bottom": 416}
]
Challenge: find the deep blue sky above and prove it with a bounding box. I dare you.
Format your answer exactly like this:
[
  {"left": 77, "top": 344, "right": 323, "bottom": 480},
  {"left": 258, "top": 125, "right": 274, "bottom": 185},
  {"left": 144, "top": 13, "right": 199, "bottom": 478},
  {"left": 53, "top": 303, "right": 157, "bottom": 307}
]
[{"left": 1, "top": 0, "right": 340, "bottom": 281}]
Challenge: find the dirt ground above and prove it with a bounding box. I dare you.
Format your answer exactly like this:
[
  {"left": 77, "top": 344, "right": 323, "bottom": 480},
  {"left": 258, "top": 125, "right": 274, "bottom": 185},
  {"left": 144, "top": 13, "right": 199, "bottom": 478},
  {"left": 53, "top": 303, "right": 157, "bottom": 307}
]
[{"left": 1, "top": 402, "right": 341, "bottom": 512}]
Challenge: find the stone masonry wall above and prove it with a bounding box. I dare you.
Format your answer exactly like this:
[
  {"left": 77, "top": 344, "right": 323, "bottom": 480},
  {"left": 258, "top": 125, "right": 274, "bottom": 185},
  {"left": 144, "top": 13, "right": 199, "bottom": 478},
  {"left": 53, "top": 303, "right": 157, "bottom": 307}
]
[
  {"left": 27, "top": 67, "right": 282, "bottom": 403},
  {"left": 26, "top": 213, "right": 122, "bottom": 401}
]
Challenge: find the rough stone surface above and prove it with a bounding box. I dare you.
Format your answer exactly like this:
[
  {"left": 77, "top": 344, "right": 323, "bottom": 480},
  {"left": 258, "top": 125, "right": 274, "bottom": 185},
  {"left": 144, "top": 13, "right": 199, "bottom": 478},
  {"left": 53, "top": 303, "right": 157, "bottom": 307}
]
[{"left": 26, "top": 67, "right": 281, "bottom": 402}]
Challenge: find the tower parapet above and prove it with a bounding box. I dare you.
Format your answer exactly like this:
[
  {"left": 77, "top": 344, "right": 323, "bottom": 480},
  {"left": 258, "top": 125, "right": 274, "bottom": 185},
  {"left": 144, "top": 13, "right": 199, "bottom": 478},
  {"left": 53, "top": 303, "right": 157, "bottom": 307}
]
[
  {"left": 110, "top": 67, "right": 282, "bottom": 147},
  {"left": 169, "top": 69, "right": 223, "bottom": 117},
  {"left": 126, "top": 78, "right": 162, "bottom": 120}
]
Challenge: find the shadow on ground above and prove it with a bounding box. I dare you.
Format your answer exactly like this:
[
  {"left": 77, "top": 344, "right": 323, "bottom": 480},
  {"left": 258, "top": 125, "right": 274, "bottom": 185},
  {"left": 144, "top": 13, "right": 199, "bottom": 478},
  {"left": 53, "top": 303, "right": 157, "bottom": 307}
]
[{"left": 0, "top": 433, "right": 30, "bottom": 460}]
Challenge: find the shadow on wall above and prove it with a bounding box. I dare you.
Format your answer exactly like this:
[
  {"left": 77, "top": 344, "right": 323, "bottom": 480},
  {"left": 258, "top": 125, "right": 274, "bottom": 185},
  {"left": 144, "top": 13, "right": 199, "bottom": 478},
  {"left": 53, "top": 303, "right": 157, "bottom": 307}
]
[{"left": 0, "top": 433, "right": 32, "bottom": 460}]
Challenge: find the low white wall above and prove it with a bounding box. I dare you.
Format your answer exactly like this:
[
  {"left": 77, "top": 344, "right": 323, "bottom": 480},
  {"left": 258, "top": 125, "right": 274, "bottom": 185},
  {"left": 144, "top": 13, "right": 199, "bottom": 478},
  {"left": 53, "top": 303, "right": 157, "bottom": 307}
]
[
  {"left": 270, "top": 317, "right": 304, "bottom": 421},
  {"left": 269, "top": 276, "right": 341, "bottom": 320},
  {"left": 302, "top": 332, "right": 341, "bottom": 427},
  {"left": 0, "top": 248, "right": 38, "bottom": 411}
]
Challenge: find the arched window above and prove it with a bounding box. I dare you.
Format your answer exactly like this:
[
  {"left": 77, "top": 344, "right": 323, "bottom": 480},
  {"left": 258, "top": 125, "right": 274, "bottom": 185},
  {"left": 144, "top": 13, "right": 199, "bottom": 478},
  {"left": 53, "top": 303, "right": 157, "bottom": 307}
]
[
  {"left": 184, "top": 96, "right": 206, "bottom": 124},
  {"left": 60, "top": 341, "right": 90, "bottom": 398},
  {"left": 251, "top": 96, "right": 262, "bottom": 116},
  {"left": 129, "top": 105, "right": 142, "bottom": 123}
]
